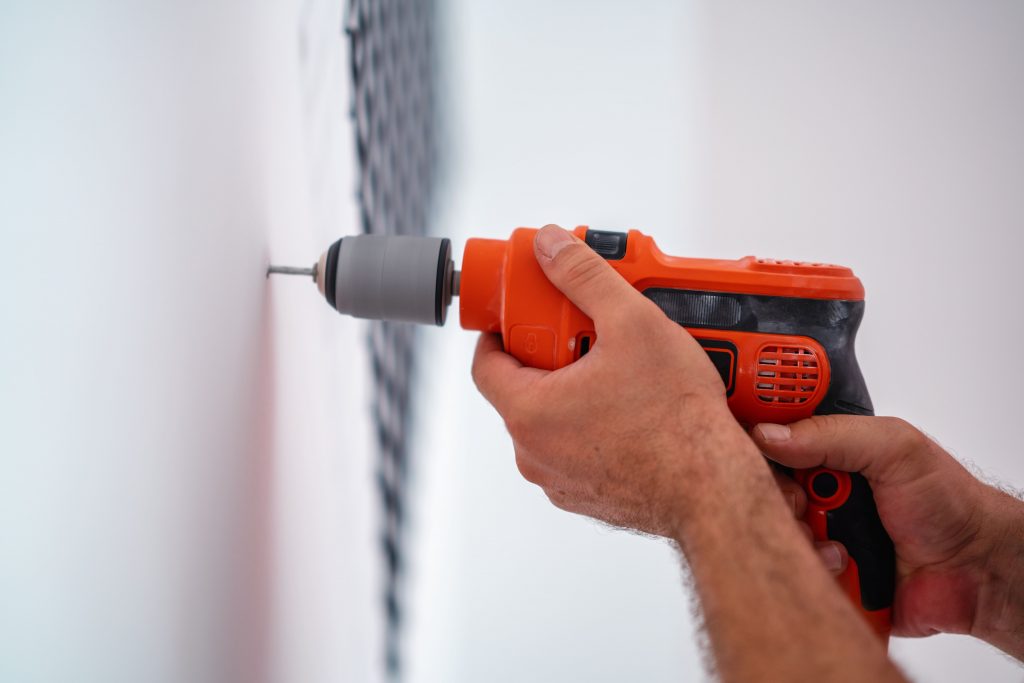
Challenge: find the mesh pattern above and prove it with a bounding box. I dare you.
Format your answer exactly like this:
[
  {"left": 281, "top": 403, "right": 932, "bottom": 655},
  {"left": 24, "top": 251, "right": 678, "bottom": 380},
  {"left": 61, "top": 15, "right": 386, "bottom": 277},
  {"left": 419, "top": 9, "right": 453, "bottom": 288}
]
[
  {"left": 344, "top": 0, "right": 437, "bottom": 677},
  {"left": 756, "top": 345, "right": 821, "bottom": 404}
]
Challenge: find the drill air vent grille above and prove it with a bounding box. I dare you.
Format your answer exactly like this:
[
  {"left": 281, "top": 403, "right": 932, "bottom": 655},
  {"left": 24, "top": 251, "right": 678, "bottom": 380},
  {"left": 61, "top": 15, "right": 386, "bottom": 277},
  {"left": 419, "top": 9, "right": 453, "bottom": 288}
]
[{"left": 755, "top": 345, "right": 820, "bottom": 404}]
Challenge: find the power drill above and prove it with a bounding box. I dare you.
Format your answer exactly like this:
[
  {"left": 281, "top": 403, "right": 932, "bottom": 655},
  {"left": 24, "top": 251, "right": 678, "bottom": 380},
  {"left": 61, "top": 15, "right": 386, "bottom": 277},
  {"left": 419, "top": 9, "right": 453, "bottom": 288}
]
[{"left": 269, "top": 225, "right": 895, "bottom": 640}]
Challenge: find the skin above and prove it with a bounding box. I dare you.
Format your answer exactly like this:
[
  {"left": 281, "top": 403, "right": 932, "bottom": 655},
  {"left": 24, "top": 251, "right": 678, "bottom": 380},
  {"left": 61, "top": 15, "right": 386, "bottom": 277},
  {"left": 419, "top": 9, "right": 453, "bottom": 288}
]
[
  {"left": 753, "top": 418, "right": 1024, "bottom": 660},
  {"left": 471, "top": 224, "right": 1024, "bottom": 681}
]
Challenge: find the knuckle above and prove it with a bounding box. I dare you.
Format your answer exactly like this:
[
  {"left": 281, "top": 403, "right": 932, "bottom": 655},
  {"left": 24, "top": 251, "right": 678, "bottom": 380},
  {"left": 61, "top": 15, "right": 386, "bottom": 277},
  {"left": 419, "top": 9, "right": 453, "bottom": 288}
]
[
  {"left": 560, "top": 247, "right": 607, "bottom": 289},
  {"left": 504, "top": 415, "right": 528, "bottom": 442},
  {"left": 514, "top": 452, "right": 545, "bottom": 485},
  {"left": 601, "top": 298, "right": 668, "bottom": 345},
  {"left": 544, "top": 488, "right": 572, "bottom": 511},
  {"left": 806, "top": 414, "right": 844, "bottom": 442},
  {"left": 470, "top": 357, "right": 484, "bottom": 386},
  {"left": 880, "top": 417, "right": 929, "bottom": 458},
  {"left": 470, "top": 351, "right": 494, "bottom": 391},
  {"left": 504, "top": 402, "right": 541, "bottom": 443},
  {"left": 881, "top": 416, "right": 929, "bottom": 453}
]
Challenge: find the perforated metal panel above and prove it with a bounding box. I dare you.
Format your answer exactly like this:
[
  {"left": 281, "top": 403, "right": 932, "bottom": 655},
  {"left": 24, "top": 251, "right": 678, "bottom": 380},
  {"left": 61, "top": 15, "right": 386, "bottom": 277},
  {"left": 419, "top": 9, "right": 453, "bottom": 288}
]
[{"left": 344, "top": 0, "right": 437, "bottom": 677}]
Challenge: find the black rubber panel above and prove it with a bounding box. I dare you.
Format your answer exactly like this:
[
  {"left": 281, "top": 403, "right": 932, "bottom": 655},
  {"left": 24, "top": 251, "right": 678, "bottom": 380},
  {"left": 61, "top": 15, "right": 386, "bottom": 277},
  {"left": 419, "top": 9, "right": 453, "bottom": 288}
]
[
  {"left": 696, "top": 338, "right": 738, "bottom": 396},
  {"left": 579, "top": 335, "right": 592, "bottom": 357},
  {"left": 324, "top": 238, "right": 343, "bottom": 310},
  {"left": 434, "top": 238, "right": 451, "bottom": 325},
  {"left": 584, "top": 229, "right": 628, "bottom": 260},
  {"left": 643, "top": 288, "right": 874, "bottom": 418},
  {"left": 646, "top": 290, "right": 743, "bottom": 328},
  {"left": 648, "top": 287, "right": 893, "bottom": 612},
  {"left": 825, "top": 472, "right": 896, "bottom": 611}
]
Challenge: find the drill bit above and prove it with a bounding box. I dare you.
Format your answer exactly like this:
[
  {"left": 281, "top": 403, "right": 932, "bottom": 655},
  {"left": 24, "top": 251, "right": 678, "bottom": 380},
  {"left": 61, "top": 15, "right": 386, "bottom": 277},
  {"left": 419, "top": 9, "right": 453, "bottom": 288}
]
[{"left": 267, "top": 264, "right": 318, "bottom": 281}]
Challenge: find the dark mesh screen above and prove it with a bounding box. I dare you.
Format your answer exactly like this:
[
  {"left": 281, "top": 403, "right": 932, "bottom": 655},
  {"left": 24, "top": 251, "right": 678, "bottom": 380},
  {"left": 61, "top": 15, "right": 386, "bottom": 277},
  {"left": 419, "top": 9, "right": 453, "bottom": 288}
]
[
  {"left": 344, "top": 0, "right": 437, "bottom": 677},
  {"left": 643, "top": 289, "right": 743, "bottom": 329}
]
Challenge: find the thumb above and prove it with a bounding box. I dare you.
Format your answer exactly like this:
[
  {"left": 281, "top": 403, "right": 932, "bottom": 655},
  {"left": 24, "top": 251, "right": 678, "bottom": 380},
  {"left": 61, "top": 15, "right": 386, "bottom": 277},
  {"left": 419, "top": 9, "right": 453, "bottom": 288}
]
[
  {"left": 752, "top": 415, "right": 934, "bottom": 486},
  {"left": 534, "top": 224, "right": 646, "bottom": 325}
]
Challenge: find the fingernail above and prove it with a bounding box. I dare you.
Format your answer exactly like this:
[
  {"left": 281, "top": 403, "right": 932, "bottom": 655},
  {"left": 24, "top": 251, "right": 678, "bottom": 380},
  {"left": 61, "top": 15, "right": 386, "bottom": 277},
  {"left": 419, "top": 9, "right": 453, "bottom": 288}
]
[
  {"left": 535, "top": 225, "right": 574, "bottom": 262},
  {"left": 819, "top": 543, "right": 844, "bottom": 573},
  {"left": 757, "top": 423, "right": 791, "bottom": 442}
]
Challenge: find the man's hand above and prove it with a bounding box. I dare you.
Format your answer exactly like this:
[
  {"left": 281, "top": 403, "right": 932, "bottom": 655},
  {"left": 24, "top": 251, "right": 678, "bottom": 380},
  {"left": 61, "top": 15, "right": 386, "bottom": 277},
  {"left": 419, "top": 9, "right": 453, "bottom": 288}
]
[
  {"left": 753, "top": 416, "right": 1024, "bottom": 659},
  {"left": 471, "top": 224, "right": 907, "bottom": 683},
  {"left": 471, "top": 224, "right": 759, "bottom": 538}
]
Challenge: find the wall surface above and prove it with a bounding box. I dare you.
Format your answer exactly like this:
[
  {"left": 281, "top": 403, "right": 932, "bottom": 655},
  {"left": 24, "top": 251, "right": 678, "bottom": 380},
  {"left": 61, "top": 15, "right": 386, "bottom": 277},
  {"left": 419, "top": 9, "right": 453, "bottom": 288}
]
[
  {"left": 0, "top": 2, "right": 382, "bottom": 682},
  {"left": 407, "top": 3, "right": 703, "bottom": 681},
  {"left": 3, "top": 2, "right": 1022, "bottom": 682},
  {"left": 408, "top": 1, "right": 1024, "bottom": 682}
]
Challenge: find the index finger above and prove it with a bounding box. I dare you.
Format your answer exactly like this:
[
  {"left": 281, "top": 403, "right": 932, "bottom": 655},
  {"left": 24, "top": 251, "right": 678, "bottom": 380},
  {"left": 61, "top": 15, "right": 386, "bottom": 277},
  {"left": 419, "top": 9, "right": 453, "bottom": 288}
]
[{"left": 752, "top": 415, "right": 934, "bottom": 485}]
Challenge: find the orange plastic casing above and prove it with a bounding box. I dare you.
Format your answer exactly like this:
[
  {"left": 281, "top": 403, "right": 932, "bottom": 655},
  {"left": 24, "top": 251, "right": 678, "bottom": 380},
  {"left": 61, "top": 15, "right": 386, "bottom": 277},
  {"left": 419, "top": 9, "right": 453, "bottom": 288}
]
[
  {"left": 460, "top": 226, "right": 862, "bottom": 426},
  {"left": 459, "top": 226, "right": 892, "bottom": 642}
]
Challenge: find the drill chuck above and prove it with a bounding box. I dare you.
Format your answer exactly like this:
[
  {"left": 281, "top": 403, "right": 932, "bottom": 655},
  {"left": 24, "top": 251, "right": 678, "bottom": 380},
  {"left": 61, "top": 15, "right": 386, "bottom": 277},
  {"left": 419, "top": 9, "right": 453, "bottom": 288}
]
[{"left": 316, "top": 235, "right": 456, "bottom": 326}]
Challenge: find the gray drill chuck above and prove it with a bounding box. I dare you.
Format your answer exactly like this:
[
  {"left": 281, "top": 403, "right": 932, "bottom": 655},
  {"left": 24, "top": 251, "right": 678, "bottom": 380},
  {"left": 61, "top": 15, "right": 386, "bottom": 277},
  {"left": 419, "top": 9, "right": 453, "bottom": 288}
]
[{"left": 314, "top": 235, "right": 458, "bottom": 326}]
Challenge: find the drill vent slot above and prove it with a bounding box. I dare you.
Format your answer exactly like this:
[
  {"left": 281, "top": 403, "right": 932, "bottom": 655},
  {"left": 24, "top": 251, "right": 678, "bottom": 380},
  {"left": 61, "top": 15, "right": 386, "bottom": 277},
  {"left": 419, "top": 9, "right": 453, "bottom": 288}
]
[
  {"left": 756, "top": 258, "right": 828, "bottom": 267},
  {"left": 755, "top": 345, "right": 820, "bottom": 404}
]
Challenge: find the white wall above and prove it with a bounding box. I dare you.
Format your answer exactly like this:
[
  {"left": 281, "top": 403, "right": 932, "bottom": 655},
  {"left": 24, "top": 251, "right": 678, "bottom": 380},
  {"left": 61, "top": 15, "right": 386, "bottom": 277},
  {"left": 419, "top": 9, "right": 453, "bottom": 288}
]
[
  {"left": 0, "top": 2, "right": 382, "bottom": 682},
  {"left": 698, "top": 4, "right": 1024, "bottom": 680},
  {"left": 408, "top": 1, "right": 1024, "bottom": 681},
  {"left": 3, "top": 2, "right": 1021, "bottom": 682},
  {"left": 408, "top": 3, "right": 702, "bottom": 682}
]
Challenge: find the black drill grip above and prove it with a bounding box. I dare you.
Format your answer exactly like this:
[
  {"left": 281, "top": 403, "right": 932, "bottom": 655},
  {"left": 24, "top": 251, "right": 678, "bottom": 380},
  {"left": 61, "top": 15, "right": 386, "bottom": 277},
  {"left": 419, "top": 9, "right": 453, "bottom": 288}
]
[{"left": 798, "top": 466, "right": 895, "bottom": 617}]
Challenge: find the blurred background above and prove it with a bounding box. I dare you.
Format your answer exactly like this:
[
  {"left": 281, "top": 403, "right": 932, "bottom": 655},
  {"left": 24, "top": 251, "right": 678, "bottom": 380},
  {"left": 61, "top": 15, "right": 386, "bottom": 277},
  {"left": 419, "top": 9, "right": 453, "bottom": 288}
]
[
  {"left": 2, "top": 1, "right": 1023, "bottom": 682},
  {"left": 410, "top": 1, "right": 1024, "bottom": 681}
]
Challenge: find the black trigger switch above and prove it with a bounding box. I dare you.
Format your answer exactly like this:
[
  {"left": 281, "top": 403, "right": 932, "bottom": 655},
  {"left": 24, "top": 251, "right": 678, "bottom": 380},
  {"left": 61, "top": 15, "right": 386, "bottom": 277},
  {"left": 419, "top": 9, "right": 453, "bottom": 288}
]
[{"left": 584, "top": 230, "right": 628, "bottom": 260}]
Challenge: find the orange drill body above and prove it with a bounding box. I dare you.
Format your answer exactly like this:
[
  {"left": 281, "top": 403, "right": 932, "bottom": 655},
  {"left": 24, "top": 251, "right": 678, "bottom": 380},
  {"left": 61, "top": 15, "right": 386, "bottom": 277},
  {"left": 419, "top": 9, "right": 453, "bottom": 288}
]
[{"left": 460, "top": 226, "right": 894, "bottom": 641}]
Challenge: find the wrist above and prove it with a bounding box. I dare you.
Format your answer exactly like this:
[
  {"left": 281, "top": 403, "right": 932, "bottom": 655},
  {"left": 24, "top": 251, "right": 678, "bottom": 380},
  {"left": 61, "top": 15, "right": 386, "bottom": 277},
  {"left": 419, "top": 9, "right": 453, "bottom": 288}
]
[
  {"left": 972, "top": 486, "right": 1024, "bottom": 654},
  {"left": 664, "top": 411, "right": 775, "bottom": 545}
]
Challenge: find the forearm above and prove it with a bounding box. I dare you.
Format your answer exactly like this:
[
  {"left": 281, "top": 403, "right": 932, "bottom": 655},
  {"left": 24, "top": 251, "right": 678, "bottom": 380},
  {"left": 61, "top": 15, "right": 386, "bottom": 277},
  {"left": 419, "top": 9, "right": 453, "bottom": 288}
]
[
  {"left": 673, "top": 427, "right": 907, "bottom": 683},
  {"left": 974, "top": 487, "right": 1024, "bottom": 659}
]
